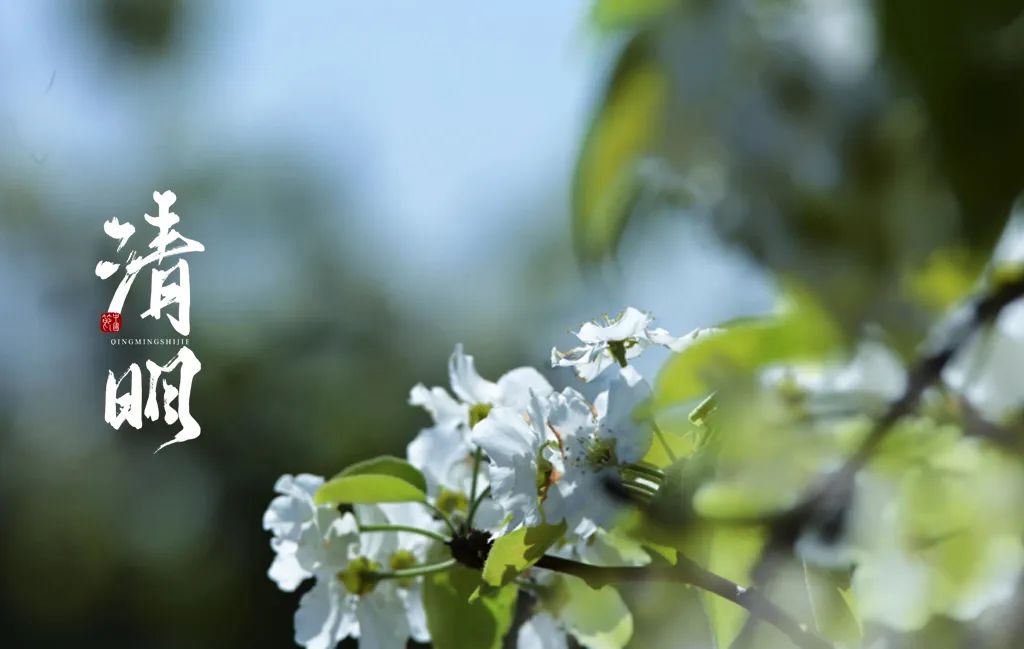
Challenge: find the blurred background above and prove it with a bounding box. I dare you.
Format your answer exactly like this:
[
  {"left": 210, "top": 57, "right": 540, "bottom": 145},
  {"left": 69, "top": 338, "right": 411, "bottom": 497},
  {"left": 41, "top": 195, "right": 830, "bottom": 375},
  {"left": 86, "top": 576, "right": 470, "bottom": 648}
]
[{"left": 1, "top": 0, "right": 1022, "bottom": 647}]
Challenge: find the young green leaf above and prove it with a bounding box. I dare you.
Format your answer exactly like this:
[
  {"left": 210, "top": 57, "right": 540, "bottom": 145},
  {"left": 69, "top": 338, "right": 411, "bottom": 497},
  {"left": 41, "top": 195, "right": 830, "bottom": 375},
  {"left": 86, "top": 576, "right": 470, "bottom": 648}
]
[
  {"left": 423, "top": 565, "right": 517, "bottom": 649},
  {"left": 560, "top": 575, "right": 634, "bottom": 649},
  {"left": 802, "top": 563, "right": 862, "bottom": 643},
  {"left": 695, "top": 526, "right": 766, "bottom": 649},
  {"left": 314, "top": 455, "right": 427, "bottom": 505},
  {"left": 481, "top": 523, "right": 566, "bottom": 588},
  {"left": 573, "top": 35, "right": 668, "bottom": 263}
]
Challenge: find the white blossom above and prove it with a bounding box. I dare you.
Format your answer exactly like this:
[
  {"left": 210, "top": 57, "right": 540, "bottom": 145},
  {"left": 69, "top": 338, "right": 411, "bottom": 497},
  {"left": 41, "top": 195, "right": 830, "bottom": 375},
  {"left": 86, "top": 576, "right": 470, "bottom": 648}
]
[
  {"left": 552, "top": 307, "right": 717, "bottom": 382},
  {"left": 470, "top": 400, "right": 556, "bottom": 531},
  {"left": 263, "top": 476, "right": 431, "bottom": 649},
  {"left": 408, "top": 344, "right": 552, "bottom": 496},
  {"left": 472, "top": 378, "right": 654, "bottom": 537},
  {"left": 542, "top": 382, "right": 652, "bottom": 537}
]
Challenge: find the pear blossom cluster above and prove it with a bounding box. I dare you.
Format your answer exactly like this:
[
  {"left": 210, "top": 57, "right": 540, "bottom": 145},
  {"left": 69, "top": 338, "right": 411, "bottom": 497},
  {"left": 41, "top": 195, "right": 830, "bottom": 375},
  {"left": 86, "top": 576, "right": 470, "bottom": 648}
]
[
  {"left": 262, "top": 303, "right": 1024, "bottom": 648},
  {"left": 263, "top": 308, "right": 682, "bottom": 649}
]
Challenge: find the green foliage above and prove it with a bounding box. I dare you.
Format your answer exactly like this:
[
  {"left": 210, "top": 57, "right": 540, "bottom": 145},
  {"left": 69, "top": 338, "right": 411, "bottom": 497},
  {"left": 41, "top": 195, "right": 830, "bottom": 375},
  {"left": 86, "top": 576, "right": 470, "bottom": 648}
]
[
  {"left": 903, "top": 247, "right": 985, "bottom": 312},
  {"left": 691, "top": 526, "right": 766, "bottom": 649},
  {"left": 653, "top": 288, "right": 843, "bottom": 409},
  {"left": 572, "top": 35, "right": 667, "bottom": 263},
  {"left": 422, "top": 565, "right": 517, "bottom": 649},
  {"left": 802, "top": 563, "right": 862, "bottom": 643},
  {"left": 315, "top": 456, "right": 427, "bottom": 505},
  {"left": 481, "top": 523, "right": 566, "bottom": 589},
  {"left": 557, "top": 575, "right": 634, "bottom": 649}
]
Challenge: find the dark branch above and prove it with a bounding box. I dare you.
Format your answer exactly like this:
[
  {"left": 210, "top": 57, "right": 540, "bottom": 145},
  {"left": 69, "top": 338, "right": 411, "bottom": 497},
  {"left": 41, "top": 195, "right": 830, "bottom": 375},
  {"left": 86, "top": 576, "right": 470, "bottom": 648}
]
[{"left": 533, "top": 554, "right": 832, "bottom": 649}]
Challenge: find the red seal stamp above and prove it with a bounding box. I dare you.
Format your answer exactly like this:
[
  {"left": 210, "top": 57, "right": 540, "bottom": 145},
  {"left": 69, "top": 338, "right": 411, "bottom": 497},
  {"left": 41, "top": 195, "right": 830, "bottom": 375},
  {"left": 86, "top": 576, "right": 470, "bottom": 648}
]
[{"left": 100, "top": 312, "right": 122, "bottom": 333}]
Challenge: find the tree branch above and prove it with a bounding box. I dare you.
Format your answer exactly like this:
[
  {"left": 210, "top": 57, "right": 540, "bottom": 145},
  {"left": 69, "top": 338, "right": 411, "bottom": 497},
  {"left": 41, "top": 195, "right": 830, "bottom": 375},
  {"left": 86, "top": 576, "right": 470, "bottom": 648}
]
[
  {"left": 733, "top": 270, "right": 1024, "bottom": 645},
  {"left": 533, "top": 554, "right": 832, "bottom": 649}
]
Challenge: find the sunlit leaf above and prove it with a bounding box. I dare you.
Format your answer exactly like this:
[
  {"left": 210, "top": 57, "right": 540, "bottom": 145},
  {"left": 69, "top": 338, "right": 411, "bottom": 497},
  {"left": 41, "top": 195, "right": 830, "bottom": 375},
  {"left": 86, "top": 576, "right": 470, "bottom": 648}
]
[
  {"left": 481, "top": 523, "right": 566, "bottom": 588},
  {"left": 803, "top": 563, "right": 862, "bottom": 643},
  {"left": 560, "top": 575, "right": 634, "bottom": 649},
  {"left": 315, "top": 455, "right": 427, "bottom": 505},
  {"left": 423, "top": 565, "right": 517, "bottom": 649},
  {"left": 694, "top": 526, "right": 765, "bottom": 649},
  {"left": 573, "top": 36, "right": 668, "bottom": 263}
]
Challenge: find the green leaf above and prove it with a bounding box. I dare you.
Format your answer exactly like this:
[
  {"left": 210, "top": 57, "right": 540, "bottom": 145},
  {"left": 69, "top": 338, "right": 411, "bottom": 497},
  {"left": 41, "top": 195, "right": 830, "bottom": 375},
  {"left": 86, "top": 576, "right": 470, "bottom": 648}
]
[
  {"left": 315, "top": 455, "right": 427, "bottom": 505},
  {"left": 481, "top": 523, "right": 566, "bottom": 588},
  {"left": 573, "top": 36, "right": 668, "bottom": 263},
  {"left": 423, "top": 565, "right": 517, "bottom": 649},
  {"left": 640, "top": 411, "right": 698, "bottom": 468},
  {"left": 560, "top": 575, "right": 634, "bottom": 649},
  {"left": 641, "top": 541, "right": 678, "bottom": 565},
  {"left": 802, "top": 563, "right": 862, "bottom": 643},
  {"left": 696, "top": 527, "right": 766, "bottom": 649},
  {"left": 653, "top": 287, "right": 842, "bottom": 409}
]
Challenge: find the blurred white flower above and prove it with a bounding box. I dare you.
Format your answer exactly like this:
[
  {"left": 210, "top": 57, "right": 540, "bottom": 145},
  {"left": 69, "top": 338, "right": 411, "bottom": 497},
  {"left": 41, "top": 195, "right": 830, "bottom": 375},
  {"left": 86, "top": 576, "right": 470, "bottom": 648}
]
[
  {"left": 263, "top": 477, "right": 431, "bottom": 649},
  {"left": 847, "top": 471, "right": 1024, "bottom": 631},
  {"left": 765, "top": 340, "right": 906, "bottom": 416},
  {"left": 944, "top": 301, "right": 1024, "bottom": 422},
  {"left": 552, "top": 307, "right": 716, "bottom": 382}
]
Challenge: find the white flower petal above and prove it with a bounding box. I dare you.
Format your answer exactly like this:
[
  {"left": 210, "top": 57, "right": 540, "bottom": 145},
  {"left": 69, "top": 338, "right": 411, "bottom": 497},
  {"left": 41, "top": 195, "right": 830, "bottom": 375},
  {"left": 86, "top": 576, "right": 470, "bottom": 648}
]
[
  {"left": 407, "top": 425, "right": 473, "bottom": 493},
  {"left": 400, "top": 583, "right": 431, "bottom": 643},
  {"left": 472, "top": 407, "right": 542, "bottom": 465},
  {"left": 268, "top": 546, "right": 313, "bottom": 592},
  {"left": 356, "top": 586, "right": 411, "bottom": 649},
  {"left": 489, "top": 459, "right": 543, "bottom": 530},
  {"left": 449, "top": 344, "right": 501, "bottom": 405},
  {"left": 576, "top": 308, "right": 651, "bottom": 344},
  {"left": 295, "top": 578, "right": 356, "bottom": 649},
  {"left": 353, "top": 505, "right": 399, "bottom": 562},
  {"left": 600, "top": 377, "right": 653, "bottom": 465},
  {"left": 552, "top": 345, "right": 615, "bottom": 382},
  {"left": 409, "top": 383, "right": 469, "bottom": 428},
  {"left": 496, "top": 367, "right": 554, "bottom": 410},
  {"left": 662, "top": 326, "right": 723, "bottom": 353},
  {"left": 263, "top": 473, "right": 324, "bottom": 541},
  {"left": 376, "top": 502, "right": 439, "bottom": 556}
]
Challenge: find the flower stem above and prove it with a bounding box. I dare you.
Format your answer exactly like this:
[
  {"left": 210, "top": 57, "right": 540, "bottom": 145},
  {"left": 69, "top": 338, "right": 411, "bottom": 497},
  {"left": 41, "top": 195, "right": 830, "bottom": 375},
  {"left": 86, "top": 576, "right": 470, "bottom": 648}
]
[
  {"left": 372, "top": 558, "right": 457, "bottom": 581},
  {"left": 469, "top": 446, "right": 483, "bottom": 503},
  {"left": 467, "top": 485, "right": 492, "bottom": 527},
  {"left": 421, "top": 501, "right": 459, "bottom": 537},
  {"left": 358, "top": 524, "right": 450, "bottom": 544},
  {"left": 651, "top": 420, "right": 678, "bottom": 463}
]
